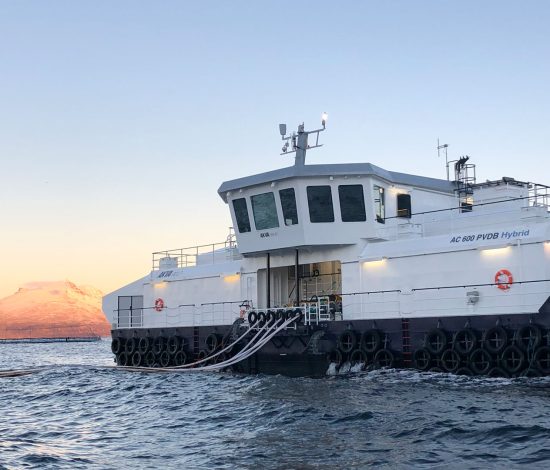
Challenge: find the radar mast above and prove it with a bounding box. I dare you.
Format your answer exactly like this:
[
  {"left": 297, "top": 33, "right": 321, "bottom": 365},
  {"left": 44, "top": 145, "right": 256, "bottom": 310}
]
[{"left": 279, "top": 112, "right": 328, "bottom": 166}]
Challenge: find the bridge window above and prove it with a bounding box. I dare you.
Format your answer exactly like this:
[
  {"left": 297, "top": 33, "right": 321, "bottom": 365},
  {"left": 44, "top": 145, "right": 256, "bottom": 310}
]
[
  {"left": 233, "top": 198, "right": 251, "bottom": 233},
  {"left": 251, "top": 192, "right": 280, "bottom": 230},
  {"left": 307, "top": 186, "right": 334, "bottom": 223},
  {"left": 279, "top": 188, "right": 299, "bottom": 226},
  {"left": 397, "top": 193, "right": 412, "bottom": 218},
  {"left": 373, "top": 185, "right": 385, "bottom": 223},
  {"left": 338, "top": 185, "right": 366, "bottom": 222}
]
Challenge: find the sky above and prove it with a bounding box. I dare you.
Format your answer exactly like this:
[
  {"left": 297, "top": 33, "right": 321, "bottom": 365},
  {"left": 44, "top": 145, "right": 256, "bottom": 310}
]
[{"left": 1, "top": 1, "right": 549, "bottom": 299}]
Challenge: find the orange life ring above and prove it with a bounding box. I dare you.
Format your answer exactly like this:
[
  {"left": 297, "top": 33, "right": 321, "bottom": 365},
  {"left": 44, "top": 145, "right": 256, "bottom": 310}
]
[
  {"left": 154, "top": 298, "right": 165, "bottom": 311},
  {"left": 495, "top": 269, "right": 513, "bottom": 290}
]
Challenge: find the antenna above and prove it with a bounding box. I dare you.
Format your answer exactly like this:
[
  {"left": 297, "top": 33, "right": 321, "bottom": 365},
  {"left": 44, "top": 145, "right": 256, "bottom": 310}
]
[
  {"left": 279, "top": 112, "right": 327, "bottom": 166},
  {"left": 437, "top": 138, "right": 450, "bottom": 180}
]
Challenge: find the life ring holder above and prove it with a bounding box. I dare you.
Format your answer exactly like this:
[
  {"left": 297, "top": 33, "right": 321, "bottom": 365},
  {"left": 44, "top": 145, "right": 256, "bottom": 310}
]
[
  {"left": 495, "top": 269, "right": 513, "bottom": 290},
  {"left": 154, "top": 298, "right": 165, "bottom": 311}
]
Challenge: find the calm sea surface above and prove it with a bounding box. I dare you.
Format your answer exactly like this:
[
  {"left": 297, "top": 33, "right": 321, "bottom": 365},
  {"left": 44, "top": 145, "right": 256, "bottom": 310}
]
[{"left": 1, "top": 340, "right": 550, "bottom": 469}]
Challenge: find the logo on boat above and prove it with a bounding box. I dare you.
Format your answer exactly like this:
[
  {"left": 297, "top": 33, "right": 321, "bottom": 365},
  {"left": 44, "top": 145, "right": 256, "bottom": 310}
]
[
  {"left": 449, "top": 229, "right": 530, "bottom": 244},
  {"left": 260, "top": 231, "right": 278, "bottom": 239}
]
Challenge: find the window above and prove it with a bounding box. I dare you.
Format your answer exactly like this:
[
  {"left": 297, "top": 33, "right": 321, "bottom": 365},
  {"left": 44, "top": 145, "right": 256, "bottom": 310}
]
[
  {"left": 397, "top": 193, "right": 412, "bottom": 218},
  {"left": 232, "top": 198, "right": 251, "bottom": 233},
  {"left": 373, "top": 185, "right": 385, "bottom": 223},
  {"left": 307, "top": 186, "right": 334, "bottom": 223},
  {"left": 461, "top": 197, "right": 473, "bottom": 213},
  {"left": 117, "top": 295, "right": 143, "bottom": 327},
  {"left": 338, "top": 185, "right": 366, "bottom": 222},
  {"left": 251, "top": 192, "right": 279, "bottom": 230},
  {"left": 279, "top": 188, "right": 299, "bottom": 226}
]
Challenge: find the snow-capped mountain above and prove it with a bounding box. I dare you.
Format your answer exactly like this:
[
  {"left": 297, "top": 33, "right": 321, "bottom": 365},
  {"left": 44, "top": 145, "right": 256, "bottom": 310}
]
[{"left": 0, "top": 280, "right": 111, "bottom": 339}]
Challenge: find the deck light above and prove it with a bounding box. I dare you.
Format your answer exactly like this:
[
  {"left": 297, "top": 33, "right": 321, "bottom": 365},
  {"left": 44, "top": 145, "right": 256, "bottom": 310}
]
[
  {"left": 322, "top": 112, "right": 328, "bottom": 128},
  {"left": 363, "top": 257, "right": 388, "bottom": 268},
  {"left": 478, "top": 246, "right": 512, "bottom": 256}
]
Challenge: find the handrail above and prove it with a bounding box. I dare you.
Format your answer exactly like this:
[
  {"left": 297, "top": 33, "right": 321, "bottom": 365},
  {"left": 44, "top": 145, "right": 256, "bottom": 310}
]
[
  {"left": 152, "top": 233, "right": 239, "bottom": 270},
  {"left": 341, "top": 278, "right": 550, "bottom": 296}
]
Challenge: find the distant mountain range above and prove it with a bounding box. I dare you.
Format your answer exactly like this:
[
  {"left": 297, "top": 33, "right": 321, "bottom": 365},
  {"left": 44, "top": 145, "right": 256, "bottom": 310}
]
[{"left": 0, "top": 281, "right": 111, "bottom": 339}]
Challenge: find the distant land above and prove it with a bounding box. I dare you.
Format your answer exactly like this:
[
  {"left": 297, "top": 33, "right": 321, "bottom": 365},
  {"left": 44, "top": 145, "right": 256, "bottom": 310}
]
[{"left": 0, "top": 281, "right": 111, "bottom": 339}]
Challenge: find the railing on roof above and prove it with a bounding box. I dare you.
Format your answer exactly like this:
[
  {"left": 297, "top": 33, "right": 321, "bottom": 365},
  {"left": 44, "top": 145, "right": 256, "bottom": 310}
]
[
  {"left": 529, "top": 183, "right": 550, "bottom": 209},
  {"left": 378, "top": 180, "right": 550, "bottom": 240},
  {"left": 469, "top": 179, "right": 550, "bottom": 210},
  {"left": 385, "top": 180, "right": 550, "bottom": 223},
  {"left": 152, "top": 231, "right": 239, "bottom": 270}
]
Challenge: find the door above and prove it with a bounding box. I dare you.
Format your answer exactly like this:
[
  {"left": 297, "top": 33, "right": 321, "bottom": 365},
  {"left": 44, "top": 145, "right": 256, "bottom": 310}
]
[{"left": 117, "top": 295, "right": 143, "bottom": 327}]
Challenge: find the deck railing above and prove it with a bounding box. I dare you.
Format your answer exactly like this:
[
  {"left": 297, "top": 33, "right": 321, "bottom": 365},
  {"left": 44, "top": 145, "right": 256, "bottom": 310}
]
[
  {"left": 152, "top": 232, "right": 239, "bottom": 270},
  {"left": 529, "top": 183, "right": 550, "bottom": 209}
]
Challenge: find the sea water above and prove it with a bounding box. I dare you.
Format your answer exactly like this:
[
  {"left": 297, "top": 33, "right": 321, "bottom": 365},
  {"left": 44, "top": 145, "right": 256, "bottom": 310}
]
[{"left": 1, "top": 340, "right": 550, "bottom": 469}]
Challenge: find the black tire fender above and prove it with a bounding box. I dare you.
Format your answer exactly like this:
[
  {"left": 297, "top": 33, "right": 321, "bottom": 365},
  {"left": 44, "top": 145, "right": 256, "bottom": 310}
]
[
  {"left": 441, "top": 349, "right": 460, "bottom": 373},
  {"left": 111, "top": 337, "right": 124, "bottom": 355},
  {"left": 144, "top": 350, "right": 156, "bottom": 367},
  {"left": 534, "top": 346, "right": 550, "bottom": 374},
  {"left": 514, "top": 325, "right": 542, "bottom": 351},
  {"left": 425, "top": 329, "right": 448, "bottom": 355},
  {"left": 374, "top": 349, "right": 394, "bottom": 368},
  {"left": 205, "top": 333, "right": 220, "bottom": 353},
  {"left": 257, "top": 311, "right": 267, "bottom": 326},
  {"left": 138, "top": 337, "right": 151, "bottom": 354},
  {"left": 360, "top": 329, "right": 382, "bottom": 353},
  {"left": 337, "top": 330, "right": 357, "bottom": 353},
  {"left": 125, "top": 337, "right": 137, "bottom": 355},
  {"left": 173, "top": 350, "right": 187, "bottom": 366},
  {"left": 116, "top": 352, "right": 129, "bottom": 367},
  {"left": 167, "top": 336, "right": 181, "bottom": 355},
  {"left": 158, "top": 350, "right": 171, "bottom": 368},
  {"left": 153, "top": 336, "right": 166, "bottom": 355},
  {"left": 483, "top": 326, "right": 508, "bottom": 355},
  {"left": 349, "top": 349, "right": 367, "bottom": 364},
  {"left": 131, "top": 351, "right": 142, "bottom": 367},
  {"left": 469, "top": 348, "right": 492, "bottom": 375},
  {"left": 413, "top": 348, "right": 432, "bottom": 371},
  {"left": 453, "top": 328, "right": 477, "bottom": 356},
  {"left": 500, "top": 344, "right": 525, "bottom": 374},
  {"left": 247, "top": 310, "right": 257, "bottom": 325}
]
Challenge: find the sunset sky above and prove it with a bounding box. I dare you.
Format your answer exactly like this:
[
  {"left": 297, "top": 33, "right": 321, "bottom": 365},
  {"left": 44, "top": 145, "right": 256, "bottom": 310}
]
[{"left": 1, "top": 1, "right": 549, "bottom": 299}]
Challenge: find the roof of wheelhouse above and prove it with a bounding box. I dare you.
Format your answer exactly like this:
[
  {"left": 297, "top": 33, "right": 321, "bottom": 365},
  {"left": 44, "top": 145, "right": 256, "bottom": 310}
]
[{"left": 217, "top": 162, "right": 456, "bottom": 202}]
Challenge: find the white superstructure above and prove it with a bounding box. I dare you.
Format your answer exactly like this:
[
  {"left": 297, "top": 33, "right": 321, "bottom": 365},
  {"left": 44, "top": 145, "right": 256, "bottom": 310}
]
[{"left": 103, "top": 121, "right": 550, "bottom": 334}]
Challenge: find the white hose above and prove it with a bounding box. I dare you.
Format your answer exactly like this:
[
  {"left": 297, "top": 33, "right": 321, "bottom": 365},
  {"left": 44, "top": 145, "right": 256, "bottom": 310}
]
[
  {"left": 119, "top": 314, "right": 298, "bottom": 373},
  {"left": 199, "top": 315, "right": 296, "bottom": 371}
]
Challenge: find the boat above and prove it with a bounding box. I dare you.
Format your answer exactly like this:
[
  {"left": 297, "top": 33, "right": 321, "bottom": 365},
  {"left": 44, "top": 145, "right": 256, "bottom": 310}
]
[{"left": 103, "top": 115, "right": 550, "bottom": 378}]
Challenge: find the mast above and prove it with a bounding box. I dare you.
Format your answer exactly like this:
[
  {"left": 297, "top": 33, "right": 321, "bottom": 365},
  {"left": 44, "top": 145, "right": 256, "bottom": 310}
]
[{"left": 280, "top": 112, "right": 328, "bottom": 166}]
